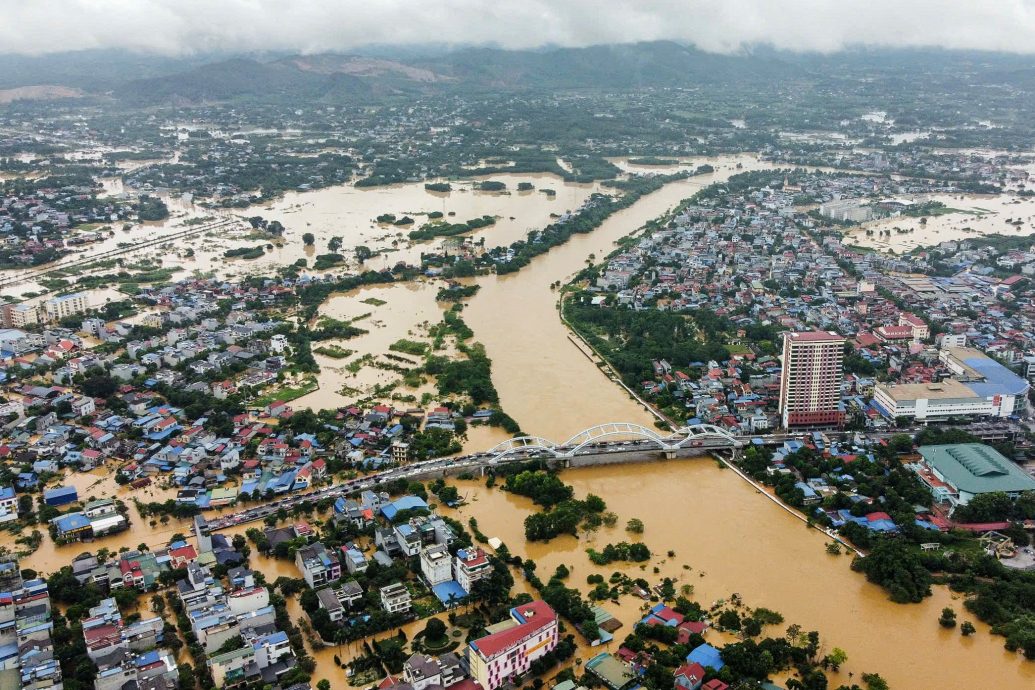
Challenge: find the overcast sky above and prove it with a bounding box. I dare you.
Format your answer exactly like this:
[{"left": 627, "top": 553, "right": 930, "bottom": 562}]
[{"left": 5, "top": 1, "right": 1035, "bottom": 57}]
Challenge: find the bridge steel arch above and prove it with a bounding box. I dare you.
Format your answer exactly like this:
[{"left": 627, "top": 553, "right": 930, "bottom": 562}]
[
  {"left": 666, "top": 423, "right": 740, "bottom": 448},
  {"left": 484, "top": 422, "right": 740, "bottom": 462},
  {"left": 562, "top": 422, "right": 672, "bottom": 456},
  {"left": 484, "top": 436, "right": 562, "bottom": 461}
]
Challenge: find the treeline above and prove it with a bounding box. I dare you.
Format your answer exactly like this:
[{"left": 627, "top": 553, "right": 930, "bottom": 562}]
[
  {"left": 223, "top": 245, "right": 266, "bottom": 259},
  {"left": 436, "top": 284, "right": 480, "bottom": 302},
  {"left": 486, "top": 171, "right": 689, "bottom": 274},
  {"left": 587, "top": 541, "right": 651, "bottom": 565},
  {"left": 523, "top": 561, "right": 601, "bottom": 641},
  {"left": 136, "top": 194, "right": 169, "bottom": 221},
  {"left": 408, "top": 215, "right": 496, "bottom": 241}
]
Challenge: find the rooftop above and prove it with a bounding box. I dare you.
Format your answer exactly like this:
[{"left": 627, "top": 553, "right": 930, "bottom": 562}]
[
  {"left": 786, "top": 330, "right": 844, "bottom": 343},
  {"left": 919, "top": 443, "right": 1035, "bottom": 496},
  {"left": 469, "top": 600, "right": 555, "bottom": 659},
  {"left": 877, "top": 378, "right": 979, "bottom": 402}
]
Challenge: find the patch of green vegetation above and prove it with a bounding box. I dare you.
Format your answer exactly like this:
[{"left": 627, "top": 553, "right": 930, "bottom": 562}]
[
  {"left": 312, "top": 253, "right": 346, "bottom": 271},
  {"left": 408, "top": 215, "right": 496, "bottom": 241},
  {"left": 436, "top": 284, "right": 480, "bottom": 302},
  {"left": 313, "top": 345, "right": 353, "bottom": 359},
  {"left": 390, "top": 339, "right": 430, "bottom": 356},
  {"left": 224, "top": 245, "right": 266, "bottom": 260},
  {"left": 251, "top": 379, "right": 319, "bottom": 406}
]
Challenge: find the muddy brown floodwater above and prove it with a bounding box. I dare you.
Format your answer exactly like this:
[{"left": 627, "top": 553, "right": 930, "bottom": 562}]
[{"left": 453, "top": 463, "right": 1035, "bottom": 690}]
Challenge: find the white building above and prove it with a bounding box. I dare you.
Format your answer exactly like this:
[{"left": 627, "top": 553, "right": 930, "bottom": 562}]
[
  {"left": 380, "top": 582, "right": 412, "bottom": 614},
  {"left": 0, "top": 487, "right": 18, "bottom": 524},
  {"left": 468, "top": 601, "right": 558, "bottom": 690},
  {"left": 874, "top": 379, "right": 996, "bottom": 422},
  {"left": 454, "top": 548, "right": 492, "bottom": 594},
  {"left": 939, "top": 333, "right": 967, "bottom": 349},
  {"left": 270, "top": 334, "right": 288, "bottom": 353},
  {"left": 420, "top": 544, "right": 452, "bottom": 586},
  {"left": 44, "top": 292, "right": 90, "bottom": 321},
  {"left": 5, "top": 303, "right": 39, "bottom": 327}
]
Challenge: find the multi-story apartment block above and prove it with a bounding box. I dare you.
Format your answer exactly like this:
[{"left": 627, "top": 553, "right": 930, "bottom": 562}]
[
  {"left": 778, "top": 330, "right": 845, "bottom": 429},
  {"left": 468, "top": 600, "right": 558, "bottom": 690}
]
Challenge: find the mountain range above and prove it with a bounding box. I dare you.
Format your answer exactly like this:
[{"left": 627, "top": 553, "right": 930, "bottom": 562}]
[{"left": 1, "top": 42, "right": 1033, "bottom": 105}]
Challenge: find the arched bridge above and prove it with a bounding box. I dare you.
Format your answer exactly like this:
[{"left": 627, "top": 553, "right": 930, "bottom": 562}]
[{"left": 484, "top": 422, "right": 741, "bottom": 461}]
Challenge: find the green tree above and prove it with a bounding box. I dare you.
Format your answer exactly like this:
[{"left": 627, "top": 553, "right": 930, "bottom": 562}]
[
  {"left": 626, "top": 518, "right": 644, "bottom": 534},
  {"left": 960, "top": 621, "right": 976, "bottom": 636},
  {"left": 423, "top": 617, "right": 447, "bottom": 642},
  {"left": 939, "top": 607, "right": 957, "bottom": 628},
  {"left": 824, "top": 647, "right": 847, "bottom": 671},
  {"left": 852, "top": 539, "right": 931, "bottom": 603},
  {"left": 302, "top": 232, "right": 315, "bottom": 246}
]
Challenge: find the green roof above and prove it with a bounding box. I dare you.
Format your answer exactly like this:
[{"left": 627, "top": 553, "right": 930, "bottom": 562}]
[
  {"left": 918, "top": 443, "right": 1035, "bottom": 495},
  {"left": 586, "top": 654, "right": 636, "bottom": 690},
  {"left": 209, "top": 645, "right": 254, "bottom": 664}
]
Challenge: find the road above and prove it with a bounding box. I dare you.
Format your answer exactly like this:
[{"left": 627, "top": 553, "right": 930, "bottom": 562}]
[
  {"left": 0, "top": 217, "right": 239, "bottom": 289},
  {"left": 204, "top": 436, "right": 735, "bottom": 531},
  {"left": 202, "top": 420, "right": 1027, "bottom": 532}
]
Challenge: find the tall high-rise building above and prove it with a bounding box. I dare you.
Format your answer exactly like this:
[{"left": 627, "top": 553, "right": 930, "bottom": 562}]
[{"left": 779, "top": 330, "right": 845, "bottom": 429}]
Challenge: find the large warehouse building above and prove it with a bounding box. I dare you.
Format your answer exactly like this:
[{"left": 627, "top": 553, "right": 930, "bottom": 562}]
[{"left": 912, "top": 443, "right": 1035, "bottom": 507}]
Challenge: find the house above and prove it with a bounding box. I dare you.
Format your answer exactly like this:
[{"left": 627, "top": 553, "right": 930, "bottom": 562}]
[
  {"left": 674, "top": 662, "right": 707, "bottom": 690},
  {"left": 341, "top": 546, "right": 368, "bottom": 575},
  {"left": 316, "top": 588, "right": 345, "bottom": 622},
  {"left": 641, "top": 603, "right": 683, "bottom": 627},
  {"left": 686, "top": 643, "right": 724, "bottom": 671},
  {"left": 454, "top": 547, "right": 492, "bottom": 594},
  {"left": 402, "top": 652, "right": 464, "bottom": 690},
  {"left": 379, "top": 582, "right": 412, "bottom": 614},
  {"left": 584, "top": 653, "right": 638, "bottom": 690},
  {"left": 0, "top": 486, "right": 18, "bottom": 523},
  {"left": 43, "top": 485, "right": 78, "bottom": 506},
  {"left": 380, "top": 495, "right": 429, "bottom": 521},
  {"left": 295, "top": 543, "right": 341, "bottom": 589},
  {"left": 69, "top": 395, "right": 96, "bottom": 417},
  {"left": 336, "top": 580, "right": 364, "bottom": 608},
  {"left": 51, "top": 512, "right": 93, "bottom": 541}
]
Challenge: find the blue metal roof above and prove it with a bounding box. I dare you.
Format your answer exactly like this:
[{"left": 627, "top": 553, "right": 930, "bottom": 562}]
[{"left": 960, "top": 354, "right": 1029, "bottom": 397}]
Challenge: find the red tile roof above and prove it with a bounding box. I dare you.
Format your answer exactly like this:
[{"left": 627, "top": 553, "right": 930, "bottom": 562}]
[{"left": 470, "top": 600, "right": 555, "bottom": 658}]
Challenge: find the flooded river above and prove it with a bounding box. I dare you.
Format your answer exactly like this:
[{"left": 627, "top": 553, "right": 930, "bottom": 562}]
[{"left": 464, "top": 155, "right": 777, "bottom": 440}]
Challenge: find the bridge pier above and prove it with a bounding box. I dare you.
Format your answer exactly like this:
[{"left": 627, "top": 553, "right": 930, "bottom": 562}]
[{"left": 663, "top": 449, "right": 677, "bottom": 459}]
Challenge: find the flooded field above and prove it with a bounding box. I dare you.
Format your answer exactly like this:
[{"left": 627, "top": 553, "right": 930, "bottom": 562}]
[{"left": 846, "top": 193, "right": 1035, "bottom": 252}]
